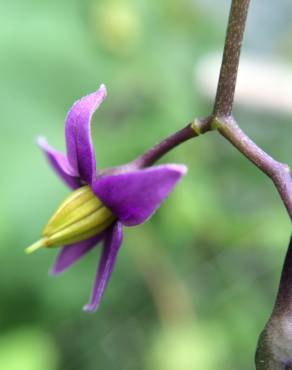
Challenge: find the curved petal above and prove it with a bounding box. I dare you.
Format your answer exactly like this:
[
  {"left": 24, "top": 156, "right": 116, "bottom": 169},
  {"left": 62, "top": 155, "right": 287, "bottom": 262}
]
[
  {"left": 83, "top": 222, "right": 123, "bottom": 312},
  {"left": 50, "top": 233, "right": 105, "bottom": 275},
  {"left": 65, "top": 84, "right": 107, "bottom": 184},
  {"left": 92, "top": 164, "right": 187, "bottom": 226},
  {"left": 38, "top": 137, "right": 80, "bottom": 189}
]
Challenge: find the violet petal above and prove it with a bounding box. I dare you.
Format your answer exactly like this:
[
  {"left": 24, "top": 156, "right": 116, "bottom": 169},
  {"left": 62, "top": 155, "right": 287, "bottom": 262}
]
[
  {"left": 37, "top": 137, "right": 80, "bottom": 189},
  {"left": 92, "top": 164, "right": 187, "bottom": 226},
  {"left": 83, "top": 222, "right": 123, "bottom": 312},
  {"left": 50, "top": 233, "right": 105, "bottom": 275},
  {"left": 65, "top": 85, "right": 107, "bottom": 184}
]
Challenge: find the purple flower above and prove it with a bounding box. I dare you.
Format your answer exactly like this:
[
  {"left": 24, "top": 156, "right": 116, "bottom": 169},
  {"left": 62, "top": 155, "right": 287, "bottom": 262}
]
[{"left": 28, "top": 85, "right": 187, "bottom": 312}]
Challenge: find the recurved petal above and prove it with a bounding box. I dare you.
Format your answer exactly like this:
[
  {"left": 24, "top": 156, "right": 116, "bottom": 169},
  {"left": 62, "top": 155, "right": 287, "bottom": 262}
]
[
  {"left": 50, "top": 233, "right": 105, "bottom": 275},
  {"left": 38, "top": 137, "right": 80, "bottom": 189},
  {"left": 65, "top": 85, "right": 107, "bottom": 184},
  {"left": 92, "top": 164, "right": 187, "bottom": 226},
  {"left": 83, "top": 222, "right": 123, "bottom": 312}
]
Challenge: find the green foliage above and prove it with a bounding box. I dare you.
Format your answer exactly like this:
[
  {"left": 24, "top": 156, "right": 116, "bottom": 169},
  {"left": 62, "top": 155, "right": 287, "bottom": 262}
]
[{"left": 0, "top": 328, "right": 57, "bottom": 370}]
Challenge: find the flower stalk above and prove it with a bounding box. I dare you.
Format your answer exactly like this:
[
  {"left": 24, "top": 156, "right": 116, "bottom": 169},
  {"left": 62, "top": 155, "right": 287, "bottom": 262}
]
[{"left": 131, "top": 118, "right": 211, "bottom": 169}]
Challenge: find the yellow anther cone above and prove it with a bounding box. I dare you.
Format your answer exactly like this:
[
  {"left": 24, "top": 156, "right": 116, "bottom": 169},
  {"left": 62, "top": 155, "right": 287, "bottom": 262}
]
[{"left": 25, "top": 186, "right": 115, "bottom": 254}]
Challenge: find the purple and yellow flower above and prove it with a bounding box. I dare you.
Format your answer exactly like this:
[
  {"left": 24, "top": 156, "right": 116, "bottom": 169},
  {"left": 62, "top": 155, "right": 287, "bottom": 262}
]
[{"left": 26, "top": 84, "right": 187, "bottom": 312}]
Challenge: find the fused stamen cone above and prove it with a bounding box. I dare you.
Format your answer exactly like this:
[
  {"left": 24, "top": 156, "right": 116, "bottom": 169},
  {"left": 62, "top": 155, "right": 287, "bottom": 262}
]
[
  {"left": 44, "top": 186, "right": 115, "bottom": 247},
  {"left": 46, "top": 206, "right": 115, "bottom": 245},
  {"left": 25, "top": 186, "right": 115, "bottom": 253},
  {"left": 44, "top": 186, "right": 103, "bottom": 235}
]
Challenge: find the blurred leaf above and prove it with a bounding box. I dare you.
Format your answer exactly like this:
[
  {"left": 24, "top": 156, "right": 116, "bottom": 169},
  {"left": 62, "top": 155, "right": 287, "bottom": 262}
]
[{"left": 0, "top": 328, "right": 58, "bottom": 370}]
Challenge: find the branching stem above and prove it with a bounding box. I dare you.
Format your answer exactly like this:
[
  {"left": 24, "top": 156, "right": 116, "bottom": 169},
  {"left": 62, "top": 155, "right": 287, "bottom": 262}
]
[
  {"left": 121, "top": 2, "right": 292, "bottom": 367},
  {"left": 133, "top": 0, "right": 292, "bottom": 368}
]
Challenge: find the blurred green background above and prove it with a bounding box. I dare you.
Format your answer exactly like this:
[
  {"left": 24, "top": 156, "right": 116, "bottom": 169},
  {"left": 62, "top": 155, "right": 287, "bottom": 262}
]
[{"left": 0, "top": 0, "right": 291, "bottom": 369}]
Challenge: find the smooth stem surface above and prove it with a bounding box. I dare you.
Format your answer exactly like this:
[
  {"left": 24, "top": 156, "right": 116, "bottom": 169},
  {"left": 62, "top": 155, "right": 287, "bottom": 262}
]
[
  {"left": 214, "top": 116, "right": 292, "bottom": 218},
  {"left": 213, "top": 0, "right": 251, "bottom": 116},
  {"left": 132, "top": 118, "right": 211, "bottom": 168}
]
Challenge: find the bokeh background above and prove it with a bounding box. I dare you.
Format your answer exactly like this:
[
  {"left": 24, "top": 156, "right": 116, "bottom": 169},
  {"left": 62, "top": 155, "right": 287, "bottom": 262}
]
[{"left": 1, "top": 0, "right": 292, "bottom": 369}]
